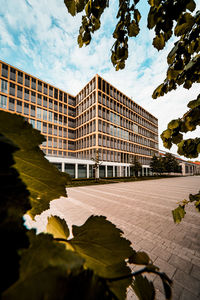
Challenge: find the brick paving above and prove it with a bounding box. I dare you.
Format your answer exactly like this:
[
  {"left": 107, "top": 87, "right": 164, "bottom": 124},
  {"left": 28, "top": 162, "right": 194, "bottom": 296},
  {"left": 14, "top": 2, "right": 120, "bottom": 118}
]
[{"left": 26, "top": 176, "right": 200, "bottom": 299}]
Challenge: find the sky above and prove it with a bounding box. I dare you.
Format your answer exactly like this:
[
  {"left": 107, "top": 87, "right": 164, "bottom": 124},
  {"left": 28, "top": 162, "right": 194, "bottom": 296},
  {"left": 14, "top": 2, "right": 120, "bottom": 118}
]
[{"left": 0, "top": 0, "right": 199, "bottom": 159}]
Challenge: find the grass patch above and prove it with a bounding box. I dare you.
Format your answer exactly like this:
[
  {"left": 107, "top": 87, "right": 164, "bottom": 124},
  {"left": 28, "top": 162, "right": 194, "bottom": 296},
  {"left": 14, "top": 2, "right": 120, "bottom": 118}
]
[{"left": 67, "top": 175, "right": 181, "bottom": 187}]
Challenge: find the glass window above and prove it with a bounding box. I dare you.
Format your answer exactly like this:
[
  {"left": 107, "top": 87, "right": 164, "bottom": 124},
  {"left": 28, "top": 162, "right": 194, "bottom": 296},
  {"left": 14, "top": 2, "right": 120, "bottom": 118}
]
[
  {"left": 9, "top": 83, "right": 15, "bottom": 96},
  {"left": 31, "top": 78, "right": 36, "bottom": 90},
  {"left": 24, "top": 88, "right": 29, "bottom": 101},
  {"left": 0, "top": 95, "right": 7, "bottom": 109},
  {"left": 10, "top": 68, "right": 16, "bottom": 81},
  {"left": 25, "top": 75, "right": 30, "bottom": 87},
  {"left": 1, "top": 63, "right": 8, "bottom": 77},
  {"left": 37, "top": 94, "right": 42, "bottom": 106},
  {"left": 16, "top": 100, "right": 22, "bottom": 113},
  {"left": 24, "top": 103, "right": 29, "bottom": 115},
  {"left": 48, "top": 111, "right": 53, "bottom": 122},
  {"left": 30, "top": 105, "right": 35, "bottom": 117},
  {"left": 31, "top": 91, "right": 36, "bottom": 103},
  {"left": 43, "top": 109, "right": 47, "bottom": 120},
  {"left": 17, "top": 71, "right": 23, "bottom": 84},
  {"left": 29, "top": 119, "right": 35, "bottom": 128},
  {"left": 43, "top": 96, "right": 47, "bottom": 107},
  {"left": 9, "top": 98, "right": 15, "bottom": 111},
  {"left": 37, "top": 107, "right": 42, "bottom": 119},
  {"left": 37, "top": 121, "right": 41, "bottom": 131},
  {"left": 1, "top": 79, "right": 8, "bottom": 93},
  {"left": 17, "top": 86, "right": 23, "bottom": 98}
]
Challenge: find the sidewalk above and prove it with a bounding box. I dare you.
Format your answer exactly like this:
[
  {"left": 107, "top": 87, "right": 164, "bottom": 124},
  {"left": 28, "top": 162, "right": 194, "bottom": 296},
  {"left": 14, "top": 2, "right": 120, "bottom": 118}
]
[{"left": 26, "top": 176, "right": 200, "bottom": 299}]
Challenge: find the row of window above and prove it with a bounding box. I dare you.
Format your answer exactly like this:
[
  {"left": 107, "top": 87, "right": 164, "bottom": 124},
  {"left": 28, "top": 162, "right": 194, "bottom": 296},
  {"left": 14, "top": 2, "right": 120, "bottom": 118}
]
[
  {"left": 0, "top": 79, "right": 76, "bottom": 113},
  {"left": 77, "top": 149, "right": 154, "bottom": 165},
  {"left": 76, "top": 92, "right": 96, "bottom": 114},
  {"left": 98, "top": 119, "right": 158, "bottom": 144},
  {"left": 98, "top": 105, "right": 157, "bottom": 134},
  {"left": 76, "top": 106, "right": 96, "bottom": 127},
  {"left": 76, "top": 121, "right": 96, "bottom": 138},
  {"left": 1, "top": 63, "right": 76, "bottom": 105},
  {"left": 76, "top": 78, "right": 96, "bottom": 103},
  {"left": 98, "top": 78, "right": 157, "bottom": 125}
]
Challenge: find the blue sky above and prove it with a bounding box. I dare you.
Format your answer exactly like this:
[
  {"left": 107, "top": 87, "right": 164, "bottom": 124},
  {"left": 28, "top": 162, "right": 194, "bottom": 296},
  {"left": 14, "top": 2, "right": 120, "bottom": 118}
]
[{"left": 0, "top": 0, "right": 199, "bottom": 158}]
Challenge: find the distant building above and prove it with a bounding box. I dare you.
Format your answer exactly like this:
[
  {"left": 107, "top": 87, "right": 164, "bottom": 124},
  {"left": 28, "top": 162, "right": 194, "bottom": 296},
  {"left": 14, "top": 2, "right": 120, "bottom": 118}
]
[
  {"left": 0, "top": 60, "right": 159, "bottom": 178},
  {"left": 159, "top": 150, "right": 200, "bottom": 176}
]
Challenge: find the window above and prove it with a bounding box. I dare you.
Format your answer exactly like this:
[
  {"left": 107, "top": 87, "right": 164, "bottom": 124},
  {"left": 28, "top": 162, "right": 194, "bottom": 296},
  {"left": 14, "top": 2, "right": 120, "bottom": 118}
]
[
  {"left": 0, "top": 95, "right": 7, "bottom": 109},
  {"left": 31, "top": 91, "right": 36, "bottom": 103},
  {"left": 37, "top": 94, "right": 42, "bottom": 106},
  {"left": 25, "top": 75, "right": 30, "bottom": 87},
  {"left": 38, "top": 81, "right": 42, "bottom": 92},
  {"left": 1, "top": 64, "right": 8, "bottom": 77},
  {"left": 31, "top": 78, "right": 36, "bottom": 90},
  {"left": 24, "top": 88, "right": 29, "bottom": 100},
  {"left": 37, "top": 107, "right": 42, "bottom": 119},
  {"left": 24, "top": 103, "right": 29, "bottom": 115},
  {"left": 17, "top": 86, "right": 22, "bottom": 98},
  {"left": 44, "top": 83, "right": 48, "bottom": 95},
  {"left": 49, "top": 86, "right": 53, "bottom": 97},
  {"left": 29, "top": 119, "right": 35, "bottom": 128},
  {"left": 9, "top": 98, "right": 15, "bottom": 111},
  {"left": 54, "top": 88, "right": 58, "bottom": 99},
  {"left": 10, "top": 67, "right": 16, "bottom": 81},
  {"left": 9, "top": 83, "right": 15, "bottom": 96},
  {"left": 37, "top": 121, "right": 41, "bottom": 131},
  {"left": 43, "top": 96, "right": 47, "bottom": 107},
  {"left": 16, "top": 100, "right": 22, "bottom": 113},
  {"left": 17, "top": 71, "right": 23, "bottom": 84},
  {"left": 43, "top": 109, "right": 47, "bottom": 121},
  {"left": 1, "top": 79, "right": 8, "bottom": 93},
  {"left": 30, "top": 105, "right": 35, "bottom": 117},
  {"left": 48, "top": 111, "right": 53, "bottom": 122}
]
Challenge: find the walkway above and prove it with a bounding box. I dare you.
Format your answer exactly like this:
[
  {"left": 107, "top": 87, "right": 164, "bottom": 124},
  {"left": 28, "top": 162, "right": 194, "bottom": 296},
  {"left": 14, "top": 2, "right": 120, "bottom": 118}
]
[{"left": 27, "top": 176, "right": 200, "bottom": 300}]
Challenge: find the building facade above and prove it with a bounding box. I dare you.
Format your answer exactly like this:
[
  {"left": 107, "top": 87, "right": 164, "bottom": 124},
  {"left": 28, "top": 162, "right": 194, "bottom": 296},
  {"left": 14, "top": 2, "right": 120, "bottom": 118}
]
[{"left": 0, "top": 60, "right": 159, "bottom": 178}]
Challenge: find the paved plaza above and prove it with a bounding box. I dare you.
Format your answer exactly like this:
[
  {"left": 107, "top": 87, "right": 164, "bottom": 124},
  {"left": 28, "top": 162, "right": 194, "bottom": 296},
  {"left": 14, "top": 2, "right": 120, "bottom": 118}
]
[{"left": 27, "top": 176, "right": 200, "bottom": 299}]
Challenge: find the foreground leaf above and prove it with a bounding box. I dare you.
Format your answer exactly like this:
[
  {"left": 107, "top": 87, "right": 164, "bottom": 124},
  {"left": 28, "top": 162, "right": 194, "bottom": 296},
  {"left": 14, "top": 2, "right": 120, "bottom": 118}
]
[
  {"left": 47, "top": 215, "right": 70, "bottom": 240},
  {"left": 0, "top": 134, "right": 30, "bottom": 293},
  {"left": 132, "top": 275, "right": 155, "bottom": 300},
  {"left": 0, "top": 111, "right": 70, "bottom": 217},
  {"left": 172, "top": 205, "right": 186, "bottom": 223}
]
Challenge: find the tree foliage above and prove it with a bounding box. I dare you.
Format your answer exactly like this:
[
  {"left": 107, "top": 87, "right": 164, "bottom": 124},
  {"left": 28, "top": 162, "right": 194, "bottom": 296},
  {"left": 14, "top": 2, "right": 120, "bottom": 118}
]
[
  {"left": 1, "top": 111, "right": 172, "bottom": 299},
  {"left": 150, "top": 153, "right": 180, "bottom": 174},
  {"left": 130, "top": 156, "right": 142, "bottom": 177}
]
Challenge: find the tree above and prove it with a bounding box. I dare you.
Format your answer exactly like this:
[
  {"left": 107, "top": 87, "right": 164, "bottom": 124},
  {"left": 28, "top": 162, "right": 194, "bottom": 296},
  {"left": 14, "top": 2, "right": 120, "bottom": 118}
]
[
  {"left": 130, "top": 156, "right": 142, "bottom": 177},
  {"left": 150, "top": 154, "right": 164, "bottom": 175},
  {"left": 63, "top": 0, "right": 200, "bottom": 222},
  {"left": 162, "top": 153, "right": 180, "bottom": 173},
  {"left": 0, "top": 111, "right": 172, "bottom": 300},
  {"left": 91, "top": 148, "right": 102, "bottom": 180}
]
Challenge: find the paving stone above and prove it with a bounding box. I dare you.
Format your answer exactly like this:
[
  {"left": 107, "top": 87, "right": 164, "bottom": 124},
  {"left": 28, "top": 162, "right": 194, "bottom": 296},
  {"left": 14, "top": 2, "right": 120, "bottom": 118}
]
[
  {"left": 151, "top": 246, "right": 172, "bottom": 262},
  {"left": 179, "top": 288, "right": 200, "bottom": 300},
  {"left": 168, "top": 254, "right": 192, "bottom": 273},
  {"left": 154, "top": 257, "right": 176, "bottom": 278},
  {"left": 190, "top": 264, "right": 200, "bottom": 280},
  {"left": 173, "top": 269, "right": 200, "bottom": 296}
]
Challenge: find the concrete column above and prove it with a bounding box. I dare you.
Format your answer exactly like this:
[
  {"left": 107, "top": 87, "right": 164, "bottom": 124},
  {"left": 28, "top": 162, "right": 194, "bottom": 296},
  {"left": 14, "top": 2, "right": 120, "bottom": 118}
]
[
  {"left": 96, "top": 167, "right": 99, "bottom": 179},
  {"left": 119, "top": 166, "right": 122, "bottom": 177},
  {"left": 87, "top": 164, "right": 89, "bottom": 178},
  {"left": 61, "top": 162, "right": 65, "bottom": 172},
  {"left": 105, "top": 165, "right": 108, "bottom": 177},
  {"left": 125, "top": 166, "right": 127, "bottom": 177},
  {"left": 113, "top": 166, "right": 115, "bottom": 177},
  {"left": 75, "top": 163, "right": 78, "bottom": 179}
]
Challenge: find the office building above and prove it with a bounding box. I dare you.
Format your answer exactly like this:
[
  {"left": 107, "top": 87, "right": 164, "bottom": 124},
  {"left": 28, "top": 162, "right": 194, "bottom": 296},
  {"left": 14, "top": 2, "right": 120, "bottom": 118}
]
[{"left": 0, "top": 60, "right": 159, "bottom": 178}]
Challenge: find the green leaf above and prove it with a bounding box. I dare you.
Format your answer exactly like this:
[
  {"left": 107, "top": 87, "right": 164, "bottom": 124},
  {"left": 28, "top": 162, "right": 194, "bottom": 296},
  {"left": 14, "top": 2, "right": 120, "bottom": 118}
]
[
  {"left": 128, "top": 20, "right": 140, "bottom": 37},
  {"left": 64, "top": 0, "right": 86, "bottom": 16},
  {"left": 0, "top": 134, "right": 30, "bottom": 293},
  {"left": 167, "top": 119, "right": 180, "bottom": 130},
  {"left": 161, "top": 129, "right": 172, "bottom": 139},
  {"left": 188, "top": 94, "right": 200, "bottom": 109},
  {"left": 172, "top": 205, "right": 186, "bottom": 223},
  {"left": 153, "top": 33, "right": 165, "bottom": 50},
  {"left": 46, "top": 215, "right": 70, "bottom": 240},
  {"left": 132, "top": 275, "right": 155, "bottom": 300},
  {"left": 2, "top": 231, "right": 85, "bottom": 300},
  {"left": 174, "top": 13, "right": 194, "bottom": 36},
  {"left": 129, "top": 251, "right": 150, "bottom": 265},
  {"left": 0, "top": 111, "right": 69, "bottom": 217},
  {"left": 186, "top": 0, "right": 196, "bottom": 12},
  {"left": 68, "top": 215, "right": 134, "bottom": 299}
]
